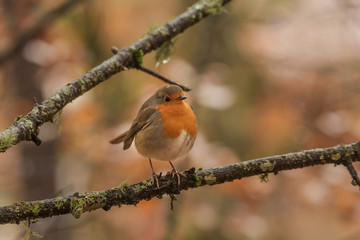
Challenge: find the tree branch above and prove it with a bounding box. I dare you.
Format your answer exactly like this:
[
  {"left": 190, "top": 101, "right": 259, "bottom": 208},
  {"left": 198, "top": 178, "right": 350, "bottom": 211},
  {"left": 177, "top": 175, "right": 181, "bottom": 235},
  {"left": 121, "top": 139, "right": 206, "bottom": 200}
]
[
  {"left": 0, "top": 0, "right": 232, "bottom": 153},
  {"left": 0, "top": 141, "right": 359, "bottom": 225},
  {"left": 136, "top": 65, "right": 192, "bottom": 91}
]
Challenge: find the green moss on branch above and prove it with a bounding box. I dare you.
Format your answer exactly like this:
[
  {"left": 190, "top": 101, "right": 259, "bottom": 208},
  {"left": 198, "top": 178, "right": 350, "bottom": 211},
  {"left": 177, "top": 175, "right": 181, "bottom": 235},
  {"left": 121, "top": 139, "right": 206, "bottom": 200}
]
[{"left": 0, "top": 141, "right": 359, "bottom": 225}]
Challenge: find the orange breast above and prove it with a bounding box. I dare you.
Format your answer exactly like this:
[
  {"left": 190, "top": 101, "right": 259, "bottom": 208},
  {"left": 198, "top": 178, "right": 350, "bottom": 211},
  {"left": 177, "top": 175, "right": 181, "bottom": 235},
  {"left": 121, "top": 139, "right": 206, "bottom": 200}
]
[{"left": 156, "top": 101, "right": 197, "bottom": 139}]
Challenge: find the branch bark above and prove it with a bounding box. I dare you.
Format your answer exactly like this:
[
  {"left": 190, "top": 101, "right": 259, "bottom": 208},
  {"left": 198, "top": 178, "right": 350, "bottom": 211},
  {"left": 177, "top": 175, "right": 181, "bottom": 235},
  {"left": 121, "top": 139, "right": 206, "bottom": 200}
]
[
  {"left": 0, "top": 141, "right": 359, "bottom": 225},
  {"left": 0, "top": 0, "right": 231, "bottom": 153}
]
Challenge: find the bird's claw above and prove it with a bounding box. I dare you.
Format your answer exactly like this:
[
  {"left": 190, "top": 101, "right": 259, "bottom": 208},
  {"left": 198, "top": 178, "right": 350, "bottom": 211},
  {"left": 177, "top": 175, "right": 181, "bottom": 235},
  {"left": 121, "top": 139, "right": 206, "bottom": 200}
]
[
  {"left": 170, "top": 169, "right": 186, "bottom": 186},
  {"left": 152, "top": 172, "right": 160, "bottom": 189}
]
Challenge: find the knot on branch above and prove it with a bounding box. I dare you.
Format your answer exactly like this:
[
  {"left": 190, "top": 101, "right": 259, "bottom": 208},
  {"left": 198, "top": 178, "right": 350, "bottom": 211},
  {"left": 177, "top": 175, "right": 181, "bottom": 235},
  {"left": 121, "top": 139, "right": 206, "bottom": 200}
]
[{"left": 14, "top": 115, "right": 41, "bottom": 146}]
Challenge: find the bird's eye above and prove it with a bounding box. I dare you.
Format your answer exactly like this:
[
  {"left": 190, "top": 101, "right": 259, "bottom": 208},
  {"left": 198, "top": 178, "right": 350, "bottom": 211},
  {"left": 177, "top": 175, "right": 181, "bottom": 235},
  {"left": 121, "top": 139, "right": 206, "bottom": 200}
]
[{"left": 164, "top": 96, "right": 171, "bottom": 102}]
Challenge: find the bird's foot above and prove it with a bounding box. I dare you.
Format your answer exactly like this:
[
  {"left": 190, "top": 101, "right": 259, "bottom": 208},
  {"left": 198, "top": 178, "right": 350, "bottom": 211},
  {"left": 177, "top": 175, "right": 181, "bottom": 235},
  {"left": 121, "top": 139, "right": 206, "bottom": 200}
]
[
  {"left": 168, "top": 161, "right": 186, "bottom": 186},
  {"left": 169, "top": 166, "right": 186, "bottom": 186},
  {"left": 152, "top": 172, "right": 162, "bottom": 189}
]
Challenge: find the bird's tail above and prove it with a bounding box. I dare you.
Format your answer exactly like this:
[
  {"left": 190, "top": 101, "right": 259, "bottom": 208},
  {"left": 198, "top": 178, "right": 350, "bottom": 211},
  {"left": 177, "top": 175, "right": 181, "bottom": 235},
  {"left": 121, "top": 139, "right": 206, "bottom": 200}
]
[{"left": 109, "top": 131, "right": 128, "bottom": 144}]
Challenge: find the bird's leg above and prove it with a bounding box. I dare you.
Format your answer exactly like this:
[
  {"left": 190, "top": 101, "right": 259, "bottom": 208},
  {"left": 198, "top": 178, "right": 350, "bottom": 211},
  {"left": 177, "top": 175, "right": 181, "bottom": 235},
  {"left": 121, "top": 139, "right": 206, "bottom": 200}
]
[
  {"left": 169, "top": 161, "right": 185, "bottom": 186},
  {"left": 148, "top": 158, "right": 160, "bottom": 189}
]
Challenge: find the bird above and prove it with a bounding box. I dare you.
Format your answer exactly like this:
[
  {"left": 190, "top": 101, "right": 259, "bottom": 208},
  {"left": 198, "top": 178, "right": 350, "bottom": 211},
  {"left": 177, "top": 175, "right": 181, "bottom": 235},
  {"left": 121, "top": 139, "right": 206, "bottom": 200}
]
[{"left": 110, "top": 85, "right": 197, "bottom": 188}]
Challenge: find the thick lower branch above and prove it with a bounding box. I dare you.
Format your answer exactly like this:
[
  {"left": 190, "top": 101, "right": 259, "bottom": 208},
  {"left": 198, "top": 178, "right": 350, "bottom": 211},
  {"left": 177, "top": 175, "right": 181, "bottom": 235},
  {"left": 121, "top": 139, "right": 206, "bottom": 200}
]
[
  {"left": 0, "top": 141, "right": 359, "bottom": 225},
  {"left": 0, "top": 0, "right": 231, "bottom": 153}
]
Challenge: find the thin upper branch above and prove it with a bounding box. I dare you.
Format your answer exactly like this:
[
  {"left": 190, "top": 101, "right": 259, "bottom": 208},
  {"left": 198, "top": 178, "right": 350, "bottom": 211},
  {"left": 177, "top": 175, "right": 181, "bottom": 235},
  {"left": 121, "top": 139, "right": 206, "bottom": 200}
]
[
  {"left": 0, "top": 0, "right": 87, "bottom": 63},
  {"left": 0, "top": 141, "right": 359, "bottom": 225},
  {"left": 136, "top": 65, "right": 192, "bottom": 91},
  {"left": 0, "top": 0, "right": 232, "bottom": 153}
]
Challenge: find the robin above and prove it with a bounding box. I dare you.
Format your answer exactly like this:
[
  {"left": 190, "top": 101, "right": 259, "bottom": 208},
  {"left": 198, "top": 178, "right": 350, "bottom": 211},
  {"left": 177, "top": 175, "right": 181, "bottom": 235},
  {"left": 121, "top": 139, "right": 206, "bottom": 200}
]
[{"left": 110, "top": 85, "right": 197, "bottom": 188}]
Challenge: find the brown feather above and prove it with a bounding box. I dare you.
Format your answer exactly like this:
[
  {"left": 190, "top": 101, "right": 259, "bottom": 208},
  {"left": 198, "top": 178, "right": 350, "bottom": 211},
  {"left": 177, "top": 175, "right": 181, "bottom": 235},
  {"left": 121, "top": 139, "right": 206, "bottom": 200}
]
[
  {"left": 123, "top": 135, "right": 135, "bottom": 150},
  {"left": 110, "top": 108, "right": 158, "bottom": 150},
  {"left": 109, "top": 131, "right": 128, "bottom": 144}
]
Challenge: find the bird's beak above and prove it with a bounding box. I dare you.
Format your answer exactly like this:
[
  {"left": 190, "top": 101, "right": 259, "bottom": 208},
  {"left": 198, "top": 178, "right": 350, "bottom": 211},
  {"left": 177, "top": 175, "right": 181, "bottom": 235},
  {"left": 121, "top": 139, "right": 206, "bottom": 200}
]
[{"left": 177, "top": 96, "right": 187, "bottom": 101}]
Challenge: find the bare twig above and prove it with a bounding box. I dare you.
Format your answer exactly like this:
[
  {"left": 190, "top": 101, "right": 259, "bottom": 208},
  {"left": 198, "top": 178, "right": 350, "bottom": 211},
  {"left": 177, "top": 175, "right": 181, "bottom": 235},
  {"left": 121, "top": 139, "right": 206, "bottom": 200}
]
[
  {"left": 111, "top": 47, "right": 190, "bottom": 91},
  {"left": 344, "top": 159, "right": 360, "bottom": 188},
  {"left": 0, "top": 0, "right": 87, "bottom": 63},
  {"left": 0, "top": 0, "right": 231, "bottom": 153},
  {"left": 0, "top": 141, "right": 359, "bottom": 225},
  {"left": 136, "top": 65, "right": 191, "bottom": 91}
]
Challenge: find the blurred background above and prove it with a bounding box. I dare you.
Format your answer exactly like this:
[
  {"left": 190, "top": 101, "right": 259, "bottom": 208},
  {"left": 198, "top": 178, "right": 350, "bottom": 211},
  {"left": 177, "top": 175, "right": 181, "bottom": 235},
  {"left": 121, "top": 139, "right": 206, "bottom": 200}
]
[{"left": 1, "top": 0, "right": 360, "bottom": 239}]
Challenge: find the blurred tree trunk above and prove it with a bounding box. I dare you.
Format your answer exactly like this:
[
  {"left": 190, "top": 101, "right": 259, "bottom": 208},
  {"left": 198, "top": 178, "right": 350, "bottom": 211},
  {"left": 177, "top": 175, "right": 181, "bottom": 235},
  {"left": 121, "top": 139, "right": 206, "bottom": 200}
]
[
  {"left": 7, "top": 42, "right": 64, "bottom": 240},
  {"left": 2, "top": 1, "right": 67, "bottom": 239},
  {"left": 8, "top": 56, "right": 57, "bottom": 201}
]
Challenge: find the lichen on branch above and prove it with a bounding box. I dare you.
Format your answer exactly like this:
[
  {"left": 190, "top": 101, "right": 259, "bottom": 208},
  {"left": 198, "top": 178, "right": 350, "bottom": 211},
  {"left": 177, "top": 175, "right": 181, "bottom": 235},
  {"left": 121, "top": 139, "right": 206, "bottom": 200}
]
[{"left": 0, "top": 141, "right": 359, "bottom": 225}]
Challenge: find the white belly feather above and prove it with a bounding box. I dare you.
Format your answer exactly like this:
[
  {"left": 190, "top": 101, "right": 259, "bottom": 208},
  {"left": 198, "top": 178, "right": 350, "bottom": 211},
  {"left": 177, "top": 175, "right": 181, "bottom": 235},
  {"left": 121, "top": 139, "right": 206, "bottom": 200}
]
[{"left": 135, "top": 129, "right": 195, "bottom": 162}]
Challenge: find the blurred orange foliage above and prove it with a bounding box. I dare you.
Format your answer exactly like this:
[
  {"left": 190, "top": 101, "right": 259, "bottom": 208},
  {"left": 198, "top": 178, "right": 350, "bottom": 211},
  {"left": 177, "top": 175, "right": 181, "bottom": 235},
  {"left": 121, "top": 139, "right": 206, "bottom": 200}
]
[{"left": 1, "top": 0, "right": 360, "bottom": 239}]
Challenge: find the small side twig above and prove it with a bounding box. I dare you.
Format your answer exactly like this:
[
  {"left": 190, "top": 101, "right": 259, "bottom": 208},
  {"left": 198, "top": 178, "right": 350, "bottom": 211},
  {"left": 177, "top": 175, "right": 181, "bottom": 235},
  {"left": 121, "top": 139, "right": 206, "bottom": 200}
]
[
  {"left": 344, "top": 159, "right": 360, "bottom": 189},
  {"left": 111, "top": 46, "right": 119, "bottom": 54},
  {"left": 111, "top": 46, "right": 191, "bottom": 91},
  {"left": 136, "top": 65, "right": 191, "bottom": 92}
]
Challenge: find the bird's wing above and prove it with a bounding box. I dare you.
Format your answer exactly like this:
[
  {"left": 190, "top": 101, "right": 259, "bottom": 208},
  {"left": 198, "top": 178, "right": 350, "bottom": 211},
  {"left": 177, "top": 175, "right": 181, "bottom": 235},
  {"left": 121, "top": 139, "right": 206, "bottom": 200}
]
[
  {"left": 110, "top": 107, "right": 158, "bottom": 150},
  {"left": 109, "top": 131, "right": 128, "bottom": 144}
]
